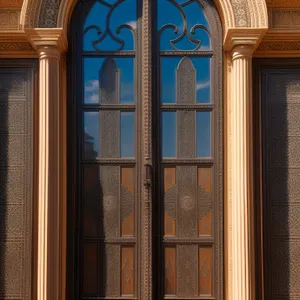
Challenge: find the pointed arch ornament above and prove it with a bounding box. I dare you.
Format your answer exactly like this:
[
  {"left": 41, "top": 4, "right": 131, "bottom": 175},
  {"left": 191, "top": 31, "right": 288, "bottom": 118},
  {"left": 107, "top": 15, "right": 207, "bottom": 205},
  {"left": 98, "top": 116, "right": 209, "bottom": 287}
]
[{"left": 18, "top": 1, "right": 269, "bottom": 300}]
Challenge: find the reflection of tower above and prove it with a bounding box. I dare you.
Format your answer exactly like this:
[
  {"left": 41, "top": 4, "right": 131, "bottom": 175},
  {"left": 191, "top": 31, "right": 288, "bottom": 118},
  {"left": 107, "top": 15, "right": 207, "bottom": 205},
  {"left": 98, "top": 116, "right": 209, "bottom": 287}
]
[
  {"left": 99, "top": 58, "right": 121, "bottom": 158},
  {"left": 84, "top": 131, "right": 97, "bottom": 159},
  {"left": 99, "top": 58, "right": 120, "bottom": 104}
]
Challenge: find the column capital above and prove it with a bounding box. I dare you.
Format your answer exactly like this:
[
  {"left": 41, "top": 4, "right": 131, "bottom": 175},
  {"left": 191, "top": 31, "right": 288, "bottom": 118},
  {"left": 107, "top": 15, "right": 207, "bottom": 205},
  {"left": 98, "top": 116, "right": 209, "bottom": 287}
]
[
  {"left": 231, "top": 45, "right": 255, "bottom": 61},
  {"left": 25, "top": 28, "right": 68, "bottom": 54},
  {"left": 224, "top": 28, "right": 267, "bottom": 54},
  {"left": 37, "top": 46, "right": 61, "bottom": 60}
]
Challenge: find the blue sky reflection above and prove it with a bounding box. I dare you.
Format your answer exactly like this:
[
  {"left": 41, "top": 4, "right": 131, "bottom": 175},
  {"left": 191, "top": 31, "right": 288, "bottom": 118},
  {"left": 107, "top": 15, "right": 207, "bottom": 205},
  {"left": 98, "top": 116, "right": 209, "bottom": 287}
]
[
  {"left": 158, "top": 0, "right": 210, "bottom": 50},
  {"left": 83, "top": 0, "right": 136, "bottom": 51}
]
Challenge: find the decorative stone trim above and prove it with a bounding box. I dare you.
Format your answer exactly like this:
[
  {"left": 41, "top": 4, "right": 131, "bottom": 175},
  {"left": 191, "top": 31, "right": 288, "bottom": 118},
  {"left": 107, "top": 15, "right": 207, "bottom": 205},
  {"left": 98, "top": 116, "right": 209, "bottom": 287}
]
[
  {"left": 0, "top": 32, "right": 36, "bottom": 57},
  {"left": 266, "top": 0, "right": 300, "bottom": 7},
  {"left": 0, "top": 9, "right": 21, "bottom": 30},
  {"left": 255, "top": 32, "right": 300, "bottom": 56},
  {"left": 0, "top": 0, "right": 23, "bottom": 8},
  {"left": 268, "top": 7, "right": 300, "bottom": 30},
  {"left": 25, "top": 28, "right": 67, "bottom": 53},
  {"left": 20, "top": 0, "right": 268, "bottom": 37},
  {"left": 224, "top": 28, "right": 267, "bottom": 51}
]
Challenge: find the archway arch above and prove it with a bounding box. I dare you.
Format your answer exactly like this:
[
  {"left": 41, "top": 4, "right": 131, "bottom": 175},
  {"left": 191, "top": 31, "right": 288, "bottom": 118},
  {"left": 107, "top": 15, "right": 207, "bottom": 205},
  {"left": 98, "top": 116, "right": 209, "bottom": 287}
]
[
  {"left": 21, "top": 0, "right": 268, "bottom": 44},
  {"left": 20, "top": 1, "right": 269, "bottom": 300}
]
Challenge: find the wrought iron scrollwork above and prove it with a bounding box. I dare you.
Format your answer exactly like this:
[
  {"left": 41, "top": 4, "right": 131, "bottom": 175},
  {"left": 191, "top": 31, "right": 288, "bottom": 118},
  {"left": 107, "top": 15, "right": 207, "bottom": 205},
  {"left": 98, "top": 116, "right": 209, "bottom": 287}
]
[
  {"left": 84, "top": 0, "right": 135, "bottom": 51},
  {"left": 158, "top": 0, "right": 210, "bottom": 51}
]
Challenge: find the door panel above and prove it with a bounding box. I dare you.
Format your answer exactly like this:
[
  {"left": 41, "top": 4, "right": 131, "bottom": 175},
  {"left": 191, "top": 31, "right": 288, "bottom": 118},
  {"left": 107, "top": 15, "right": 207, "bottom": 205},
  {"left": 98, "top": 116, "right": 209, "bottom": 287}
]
[
  {"left": 155, "top": 1, "right": 222, "bottom": 298},
  {"left": 258, "top": 65, "right": 300, "bottom": 299},
  {"left": 70, "top": 1, "right": 140, "bottom": 298}
]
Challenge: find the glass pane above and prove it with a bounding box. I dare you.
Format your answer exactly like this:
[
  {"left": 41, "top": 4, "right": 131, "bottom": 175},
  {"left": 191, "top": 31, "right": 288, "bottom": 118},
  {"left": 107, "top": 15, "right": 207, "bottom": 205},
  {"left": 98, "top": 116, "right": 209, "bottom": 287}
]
[
  {"left": 161, "top": 58, "right": 180, "bottom": 104},
  {"left": 84, "top": 0, "right": 136, "bottom": 51},
  {"left": 158, "top": 0, "right": 211, "bottom": 51},
  {"left": 196, "top": 112, "right": 211, "bottom": 157},
  {"left": 162, "top": 112, "right": 176, "bottom": 158},
  {"left": 194, "top": 58, "right": 211, "bottom": 104},
  {"left": 84, "top": 111, "right": 99, "bottom": 159},
  {"left": 121, "top": 112, "right": 134, "bottom": 157},
  {"left": 161, "top": 57, "right": 210, "bottom": 104},
  {"left": 84, "top": 58, "right": 134, "bottom": 104}
]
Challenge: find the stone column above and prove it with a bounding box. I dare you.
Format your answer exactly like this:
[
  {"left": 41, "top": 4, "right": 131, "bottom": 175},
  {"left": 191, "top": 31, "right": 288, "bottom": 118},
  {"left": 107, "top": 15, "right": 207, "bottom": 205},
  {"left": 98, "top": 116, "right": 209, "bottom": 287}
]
[
  {"left": 26, "top": 29, "right": 67, "bottom": 300},
  {"left": 230, "top": 44, "right": 256, "bottom": 300}
]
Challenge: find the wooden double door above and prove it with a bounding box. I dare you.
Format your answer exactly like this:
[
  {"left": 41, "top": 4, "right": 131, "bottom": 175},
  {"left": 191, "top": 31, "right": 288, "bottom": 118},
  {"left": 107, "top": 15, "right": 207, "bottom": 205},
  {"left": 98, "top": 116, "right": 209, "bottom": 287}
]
[
  {"left": 67, "top": 1, "right": 223, "bottom": 299},
  {"left": 255, "top": 60, "right": 300, "bottom": 300}
]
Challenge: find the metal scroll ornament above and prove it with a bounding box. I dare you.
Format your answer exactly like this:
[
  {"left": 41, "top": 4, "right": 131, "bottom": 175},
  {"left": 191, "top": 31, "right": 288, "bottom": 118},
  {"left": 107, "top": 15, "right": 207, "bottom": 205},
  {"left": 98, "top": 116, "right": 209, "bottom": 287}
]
[
  {"left": 158, "top": 0, "right": 210, "bottom": 51},
  {"left": 84, "top": 0, "right": 135, "bottom": 51}
]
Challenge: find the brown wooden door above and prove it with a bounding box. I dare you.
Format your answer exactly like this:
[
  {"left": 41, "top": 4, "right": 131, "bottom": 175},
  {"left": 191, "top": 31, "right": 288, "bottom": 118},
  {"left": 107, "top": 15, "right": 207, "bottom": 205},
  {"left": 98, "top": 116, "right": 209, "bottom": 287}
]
[
  {"left": 68, "top": 1, "right": 223, "bottom": 299},
  {"left": 153, "top": 1, "right": 223, "bottom": 298},
  {"left": 255, "top": 60, "right": 300, "bottom": 300}
]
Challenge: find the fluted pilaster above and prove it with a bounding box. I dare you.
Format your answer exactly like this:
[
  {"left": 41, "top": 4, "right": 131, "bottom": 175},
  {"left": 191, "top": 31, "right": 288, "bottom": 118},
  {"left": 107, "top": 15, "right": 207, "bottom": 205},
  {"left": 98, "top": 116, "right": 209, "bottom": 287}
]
[
  {"left": 26, "top": 28, "right": 67, "bottom": 300},
  {"left": 37, "top": 45, "right": 61, "bottom": 300},
  {"left": 230, "top": 45, "right": 255, "bottom": 300}
]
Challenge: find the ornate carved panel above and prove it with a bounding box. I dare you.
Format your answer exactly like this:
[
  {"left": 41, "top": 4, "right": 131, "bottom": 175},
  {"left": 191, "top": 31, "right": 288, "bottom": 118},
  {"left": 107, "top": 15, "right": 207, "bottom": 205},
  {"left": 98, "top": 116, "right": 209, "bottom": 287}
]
[
  {"left": 269, "top": 8, "right": 300, "bottom": 29},
  {"left": 262, "top": 70, "right": 300, "bottom": 300},
  {"left": 178, "top": 111, "right": 196, "bottom": 158},
  {"left": 177, "top": 57, "right": 196, "bottom": 105},
  {"left": 38, "top": 0, "right": 61, "bottom": 28},
  {"left": 0, "top": 62, "right": 35, "bottom": 300},
  {"left": 0, "top": 10, "right": 21, "bottom": 31}
]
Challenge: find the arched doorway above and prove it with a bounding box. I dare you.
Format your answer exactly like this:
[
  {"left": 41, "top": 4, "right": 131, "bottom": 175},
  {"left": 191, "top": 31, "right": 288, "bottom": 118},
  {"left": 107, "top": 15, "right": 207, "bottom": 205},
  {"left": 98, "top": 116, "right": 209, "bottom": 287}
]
[{"left": 68, "top": 0, "right": 223, "bottom": 299}]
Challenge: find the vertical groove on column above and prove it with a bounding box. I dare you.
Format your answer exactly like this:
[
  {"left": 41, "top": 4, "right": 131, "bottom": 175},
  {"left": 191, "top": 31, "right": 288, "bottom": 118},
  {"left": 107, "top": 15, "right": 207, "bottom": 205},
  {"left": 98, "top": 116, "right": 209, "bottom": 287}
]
[
  {"left": 37, "top": 47, "right": 61, "bottom": 300},
  {"left": 38, "top": 57, "right": 48, "bottom": 300},
  {"left": 141, "top": 1, "right": 152, "bottom": 299},
  {"left": 231, "top": 50, "right": 254, "bottom": 300}
]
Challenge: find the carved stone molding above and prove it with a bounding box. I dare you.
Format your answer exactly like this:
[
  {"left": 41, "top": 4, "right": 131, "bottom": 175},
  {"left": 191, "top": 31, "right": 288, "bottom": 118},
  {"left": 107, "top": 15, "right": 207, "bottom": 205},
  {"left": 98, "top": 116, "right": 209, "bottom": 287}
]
[
  {"left": 38, "top": 0, "right": 61, "bottom": 28},
  {"left": 0, "top": 41, "right": 32, "bottom": 51},
  {"left": 255, "top": 32, "right": 300, "bottom": 56},
  {"left": 269, "top": 7, "right": 300, "bottom": 30},
  {"left": 20, "top": 0, "right": 268, "bottom": 37},
  {"left": 25, "top": 28, "right": 67, "bottom": 53},
  {"left": 0, "top": 9, "right": 21, "bottom": 30},
  {"left": 0, "top": 32, "right": 35, "bottom": 57},
  {"left": 266, "top": 0, "right": 300, "bottom": 7},
  {"left": 0, "top": 0, "right": 23, "bottom": 8},
  {"left": 224, "top": 28, "right": 267, "bottom": 51}
]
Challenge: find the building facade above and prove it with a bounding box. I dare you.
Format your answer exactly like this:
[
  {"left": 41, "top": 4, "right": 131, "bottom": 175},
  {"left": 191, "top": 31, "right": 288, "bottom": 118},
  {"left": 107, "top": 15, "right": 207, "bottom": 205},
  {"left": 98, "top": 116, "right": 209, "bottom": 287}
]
[{"left": 0, "top": 0, "right": 298, "bottom": 299}]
